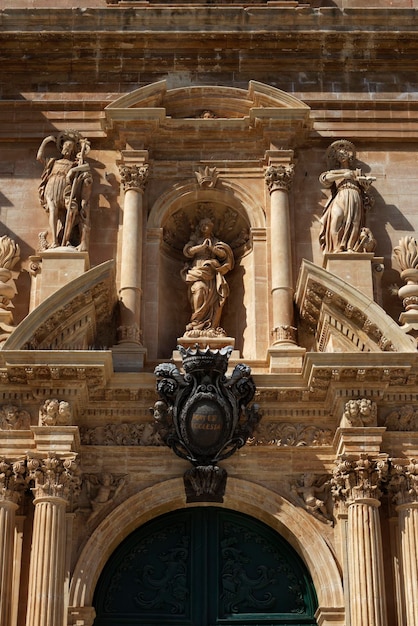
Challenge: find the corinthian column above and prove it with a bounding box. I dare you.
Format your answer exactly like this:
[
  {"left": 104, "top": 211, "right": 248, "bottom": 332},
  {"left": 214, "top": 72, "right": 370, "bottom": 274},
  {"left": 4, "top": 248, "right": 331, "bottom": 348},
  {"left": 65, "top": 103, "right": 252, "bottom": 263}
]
[
  {"left": 114, "top": 151, "right": 149, "bottom": 371},
  {"left": 389, "top": 459, "right": 418, "bottom": 626},
  {"left": 0, "top": 459, "right": 25, "bottom": 626},
  {"left": 331, "top": 456, "right": 388, "bottom": 626},
  {"left": 26, "top": 455, "right": 80, "bottom": 626},
  {"left": 265, "top": 154, "right": 296, "bottom": 346}
]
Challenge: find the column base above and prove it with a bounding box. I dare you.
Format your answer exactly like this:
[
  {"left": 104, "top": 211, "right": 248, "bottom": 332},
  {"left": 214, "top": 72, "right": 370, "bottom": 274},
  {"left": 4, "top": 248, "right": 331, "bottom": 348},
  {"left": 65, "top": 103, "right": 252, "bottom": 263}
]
[
  {"left": 112, "top": 343, "right": 147, "bottom": 371},
  {"left": 268, "top": 345, "right": 305, "bottom": 373}
]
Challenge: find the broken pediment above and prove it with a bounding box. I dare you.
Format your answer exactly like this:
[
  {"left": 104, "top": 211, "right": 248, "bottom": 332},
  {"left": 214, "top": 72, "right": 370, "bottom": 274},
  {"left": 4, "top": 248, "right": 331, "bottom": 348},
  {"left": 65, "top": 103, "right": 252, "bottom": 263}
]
[
  {"left": 2, "top": 261, "right": 117, "bottom": 351},
  {"left": 104, "top": 80, "right": 311, "bottom": 157},
  {"left": 295, "top": 260, "right": 415, "bottom": 354}
]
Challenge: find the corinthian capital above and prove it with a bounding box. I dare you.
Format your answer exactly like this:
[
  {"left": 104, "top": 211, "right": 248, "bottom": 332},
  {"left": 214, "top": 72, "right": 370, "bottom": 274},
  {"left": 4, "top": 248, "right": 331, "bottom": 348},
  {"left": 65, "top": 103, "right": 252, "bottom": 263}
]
[
  {"left": 264, "top": 164, "right": 294, "bottom": 194},
  {"left": 28, "top": 454, "right": 81, "bottom": 502},
  {"left": 330, "top": 455, "right": 388, "bottom": 504},
  {"left": 0, "top": 458, "right": 26, "bottom": 504},
  {"left": 119, "top": 164, "right": 149, "bottom": 192},
  {"left": 389, "top": 458, "right": 418, "bottom": 506}
]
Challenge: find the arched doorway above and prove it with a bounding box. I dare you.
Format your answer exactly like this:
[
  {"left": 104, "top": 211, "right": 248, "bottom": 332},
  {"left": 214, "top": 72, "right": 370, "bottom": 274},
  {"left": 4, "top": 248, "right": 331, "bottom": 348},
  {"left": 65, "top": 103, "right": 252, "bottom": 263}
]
[{"left": 93, "top": 507, "right": 318, "bottom": 625}]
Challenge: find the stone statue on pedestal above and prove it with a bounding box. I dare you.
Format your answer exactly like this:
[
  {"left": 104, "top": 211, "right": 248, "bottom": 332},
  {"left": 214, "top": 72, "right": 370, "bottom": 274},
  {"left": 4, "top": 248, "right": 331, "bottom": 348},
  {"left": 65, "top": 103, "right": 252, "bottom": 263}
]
[
  {"left": 319, "top": 139, "right": 376, "bottom": 254},
  {"left": 37, "top": 130, "right": 92, "bottom": 251}
]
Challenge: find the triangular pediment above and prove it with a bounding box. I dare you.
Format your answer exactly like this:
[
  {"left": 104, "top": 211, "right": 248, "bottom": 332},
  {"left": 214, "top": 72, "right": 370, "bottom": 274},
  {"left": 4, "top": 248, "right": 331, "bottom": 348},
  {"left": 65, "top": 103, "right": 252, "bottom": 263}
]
[{"left": 295, "top": 260, "right": 415, "bottom": 353}]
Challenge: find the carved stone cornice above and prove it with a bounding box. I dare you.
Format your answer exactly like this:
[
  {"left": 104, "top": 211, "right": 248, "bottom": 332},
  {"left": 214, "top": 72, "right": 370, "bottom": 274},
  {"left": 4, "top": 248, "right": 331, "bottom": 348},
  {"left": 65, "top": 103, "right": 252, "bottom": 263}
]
[
  {"left": 331, "top": 455, "right": 389, "bottom": 505},
  {"left": 388, "top": 458, "right": 418, "bottom": 507},
  {"left": 0, "top": 458, "right": 26, "bottom": 504},
  {"left": 27, "top": 454, "right": 81, "bottom": 503},
  {"left": 119, "top": 164, "right": 149, "bottom": 192},
  {"left": 264, "top": 164, "right": 294, "bottom": 194}
]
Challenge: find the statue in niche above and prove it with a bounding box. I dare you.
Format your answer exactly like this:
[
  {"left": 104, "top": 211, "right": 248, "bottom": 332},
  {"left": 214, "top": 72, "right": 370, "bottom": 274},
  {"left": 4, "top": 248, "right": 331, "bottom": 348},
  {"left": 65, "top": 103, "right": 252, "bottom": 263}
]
[
  {"left": 37, "top": 130, "right": 92, "bottom": 251},
  {"left": 319, "top": 139, "right": 376, "bottom": 254},
  {"left": 181, "top": 217, "right": 234, "bottom": 336}
]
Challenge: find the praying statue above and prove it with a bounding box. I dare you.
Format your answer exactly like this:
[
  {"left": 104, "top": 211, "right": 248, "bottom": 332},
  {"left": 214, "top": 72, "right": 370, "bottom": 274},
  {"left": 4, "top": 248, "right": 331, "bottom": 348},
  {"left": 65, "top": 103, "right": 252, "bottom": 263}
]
[
  {"left": 181, "top": 217, "right": 234, "bottom": 335},
  {"left": 319, "top": 139, "right": 376, "bottom": 254},
  {"left": 37, "top": 129, "right": 92, "bottom": 251}
]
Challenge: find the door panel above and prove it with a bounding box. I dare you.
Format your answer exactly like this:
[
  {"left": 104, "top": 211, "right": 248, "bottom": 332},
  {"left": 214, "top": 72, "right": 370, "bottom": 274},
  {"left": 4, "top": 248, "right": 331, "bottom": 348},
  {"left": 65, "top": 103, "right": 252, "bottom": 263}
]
[{"left": 93, "top": 507, "right": 317, "bottom": 626}]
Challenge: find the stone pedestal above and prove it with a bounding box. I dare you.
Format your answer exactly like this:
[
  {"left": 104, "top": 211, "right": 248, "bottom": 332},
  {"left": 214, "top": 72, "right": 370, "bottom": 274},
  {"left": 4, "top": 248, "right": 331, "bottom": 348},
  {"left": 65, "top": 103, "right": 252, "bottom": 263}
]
[
  {"left": 334, "top": 427, "right": 386, "bottom": 458},
  {"left": 323, "top": 253, "right": 383, "bottom": 301},
  {"left": 29, "top": 249, "right": 90, "bottom": 310}
]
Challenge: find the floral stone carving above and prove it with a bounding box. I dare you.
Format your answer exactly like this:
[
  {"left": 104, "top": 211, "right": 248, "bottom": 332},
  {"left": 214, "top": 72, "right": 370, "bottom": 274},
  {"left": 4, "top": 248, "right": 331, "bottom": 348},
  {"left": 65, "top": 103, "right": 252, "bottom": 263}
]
[{"left": 152, "top": 345, "right": 261, "bottom": 502}]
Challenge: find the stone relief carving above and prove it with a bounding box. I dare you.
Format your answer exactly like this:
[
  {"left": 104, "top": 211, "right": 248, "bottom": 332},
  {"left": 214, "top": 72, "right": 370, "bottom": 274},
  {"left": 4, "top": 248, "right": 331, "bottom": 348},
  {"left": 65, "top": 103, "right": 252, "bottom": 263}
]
[
  {"left": 393, "top": 236, "right": 418, "bottom": 332},
  {"left": 341, "top": 398, "right": 377, "bottom": 427},
  {"left": 195, "top": 165, "right": 218, "bottom": 188},
  {"left": 81, "top": 472, "right": 127, "bottom": 521},
  {"left": 383, "top": 406, "right": 418, "bottom": 431},
  {"left": 181, "top": 217, "right": 234, "bottom": 337},
  {"left": 0, "top": 404, "right": 30, "bottom": 430},
  {"left": 37, "top": 130, "right": 92, "bottom": 251},
  {"left": 291, "top": 473, "right": 332, "bottom": 523},
  {"left": 39, "top": 399, "right": 72, "bottom": 426},
  {"left": 319, "top": 139, "right": 376, "bottom": 254},
  {"left": 0, "top": 235, "right": 20, "bottom": 310}
]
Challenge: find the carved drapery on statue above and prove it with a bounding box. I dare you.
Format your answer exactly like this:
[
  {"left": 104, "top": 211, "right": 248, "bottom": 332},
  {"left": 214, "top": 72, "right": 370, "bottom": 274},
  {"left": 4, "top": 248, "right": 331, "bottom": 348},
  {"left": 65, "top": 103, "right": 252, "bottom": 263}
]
[
  {"left": 37, "top": 130, "right": 92, "bottom": 251},
  {"left": 319, "top": 140, "right": 376, "bottom": 254},
  {"left": 181, "top": 217, "right": 234, "bottom": 337},
  {"left": 152, "top": 345, "right": 261, "bottom": 502}
]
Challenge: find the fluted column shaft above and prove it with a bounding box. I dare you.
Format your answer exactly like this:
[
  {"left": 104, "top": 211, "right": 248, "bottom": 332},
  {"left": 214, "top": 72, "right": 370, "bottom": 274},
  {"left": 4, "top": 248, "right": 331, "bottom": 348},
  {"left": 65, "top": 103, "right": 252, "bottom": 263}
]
[
  {"left": 0, "top": 499, "right": 19, "bottom": 626},
  {"left": 26, "top": 455, "right": 79, "bottom": 626},
  {"left": 118, "top": 157, "right": 149, "bottom": 344},
  {"left": 331, "top": 456, "right": 388, "bottom": 626},
  {"left": 26, "top": 495, "right": 67, "bottom": 626},
  {"left": 390, "top": 459, "right": 418, "bottom": 626},
  {"left": 397, "top": 503, "right": 418, "bottom": 626},
  {"left": 265, "top": 157, "right": 296, "bottom": 345},
  {"left": 347, "top": 497, "right": 387, "bottom": 626}
]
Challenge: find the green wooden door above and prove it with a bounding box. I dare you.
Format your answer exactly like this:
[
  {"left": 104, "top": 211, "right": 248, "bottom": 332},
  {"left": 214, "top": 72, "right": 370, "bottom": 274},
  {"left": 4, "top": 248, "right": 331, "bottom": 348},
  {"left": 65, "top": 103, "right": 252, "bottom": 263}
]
[{"left": 93, "top": 507, "right": 318, "bottom": 626}]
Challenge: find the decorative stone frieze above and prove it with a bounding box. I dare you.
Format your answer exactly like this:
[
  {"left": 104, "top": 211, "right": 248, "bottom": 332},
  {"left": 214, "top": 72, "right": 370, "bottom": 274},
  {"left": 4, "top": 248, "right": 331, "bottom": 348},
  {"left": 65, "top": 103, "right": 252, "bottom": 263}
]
[
  {"left": 248, "top": 422, "right": 333, "bottom": 447},
  {"left": 384, "top": 405, "right": 418, "bottom": 431}
]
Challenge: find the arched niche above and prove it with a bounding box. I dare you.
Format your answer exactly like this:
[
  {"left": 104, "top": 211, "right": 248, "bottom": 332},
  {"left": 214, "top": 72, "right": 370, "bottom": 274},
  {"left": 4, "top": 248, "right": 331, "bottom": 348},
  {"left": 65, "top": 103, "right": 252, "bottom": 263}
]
[
  {"left": 144, "top": 182, "right": 267, "bottom": 360},
  {"left": 68, "top": 478, "right": 344, "bottom": 626}
]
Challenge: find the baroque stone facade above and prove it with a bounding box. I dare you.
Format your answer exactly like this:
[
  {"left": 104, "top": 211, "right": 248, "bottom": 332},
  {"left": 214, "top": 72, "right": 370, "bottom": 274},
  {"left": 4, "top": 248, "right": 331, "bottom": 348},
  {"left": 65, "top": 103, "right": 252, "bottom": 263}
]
[{"left": 1, "top": 1, "right": 418, "bottom": 626}]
